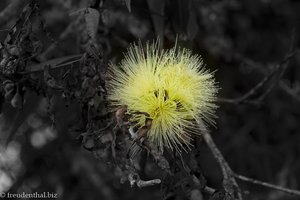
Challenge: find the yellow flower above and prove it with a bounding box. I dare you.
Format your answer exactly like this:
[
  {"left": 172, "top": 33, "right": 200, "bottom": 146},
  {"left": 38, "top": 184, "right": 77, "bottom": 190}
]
[{"left": 107, "top": 42, "right": 218, "bottom": 152}]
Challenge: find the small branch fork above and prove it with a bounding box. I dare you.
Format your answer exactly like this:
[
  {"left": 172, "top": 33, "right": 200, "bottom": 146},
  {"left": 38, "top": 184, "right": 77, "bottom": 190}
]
[
  {"left": 197, "top": 119, "right": 243, "bottom": 200},
  {"left": 197, "top": 118, "right": 300, "bottom": 199},
  {"left": 219, "top": 49, "right": 298, "bottom": 105}
]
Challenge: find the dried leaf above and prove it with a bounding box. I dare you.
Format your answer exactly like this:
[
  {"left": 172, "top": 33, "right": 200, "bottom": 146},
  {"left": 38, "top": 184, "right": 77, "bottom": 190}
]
[
  {"left": 44, "top": 65, "right": 63, "bottom": 89},
  {"left": 84, "top": 8, "right": 100, "bottom": 41},
  {"left": 209, "top": 190, "right": 232, "bottom": 200},
  {"left": 134, "top": 117, "right": 152, "bottom": 142},
  {"left": 3, "top": 80, "right": 16, "bottom": 101},
  {"left": 115, "top": 105, "right": 128, "bottom": 127},
  {"left": 84, "top": 138, "right": 95, "bottom": 150},
  {"left": 70, "top": 8, "right": 100, "bottom": 41},
  {"left": 10, "top": 86, "right": 23, "bottom": 109}
]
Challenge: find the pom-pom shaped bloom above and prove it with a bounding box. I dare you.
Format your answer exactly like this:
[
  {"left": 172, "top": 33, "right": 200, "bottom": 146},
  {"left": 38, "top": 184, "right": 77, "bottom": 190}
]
[{"left": 107, "top": 42, "right": 218, "bottom": 152}]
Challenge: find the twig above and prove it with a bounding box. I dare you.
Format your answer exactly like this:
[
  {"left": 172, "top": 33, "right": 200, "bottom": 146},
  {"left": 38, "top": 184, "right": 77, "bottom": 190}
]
[
  {"left": 234, "top": 173, "right": 300, "bottom": 196},
  {"left": 219, "top": 50, "right": 298, "bottom": 105},
  {"left": 197, "top": 118, "right": 243, "bottom": 200},
  {"left": 279, "top": 82, "right": 300, "bottom": 102},
  {"left": 191, "top": 170, "right": 216, "bottom": 195},
  {"left": 128, "top": 173, "right": 161, "bottom": 188},
  {"left": 197, "top": 118, "right": 300, "bottom": 198},
  {"left": 39, "top": 15, "right": 84, "bottom": 61},
  {"left": 203, "top": 186, "right": 216, "bottom": 195},
  {"left": 219, "top": 33, "right": 300, "bottom": 104},
  {"left": 257, "top": 31, "right": 297, "bottom": 102},
  {"left": 136, "top": 178, "right": 162, "bottom": 188}
]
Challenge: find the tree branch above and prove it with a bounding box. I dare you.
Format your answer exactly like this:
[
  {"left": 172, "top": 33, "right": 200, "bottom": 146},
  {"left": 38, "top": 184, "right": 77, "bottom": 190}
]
[
  {"left": 234, "top": 173, "right": 300, "bottom": 196},
  {"left": 197, "top": 118, "right": 300, "bottom": 198},
  {"left": 197, "top": 118, "right": 243, "bottom": 200},
  {"left": 218, "top": 49, "right": 298, "bottom": 105},
  {"left": 128, "top": 172, "right": 161, "bottom": 188}
]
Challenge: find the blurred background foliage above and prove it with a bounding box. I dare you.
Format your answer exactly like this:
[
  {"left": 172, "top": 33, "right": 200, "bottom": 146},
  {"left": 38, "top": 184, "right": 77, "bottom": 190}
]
[{"left": 0, "top": 0, "right": 300, "bottom": 200}]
